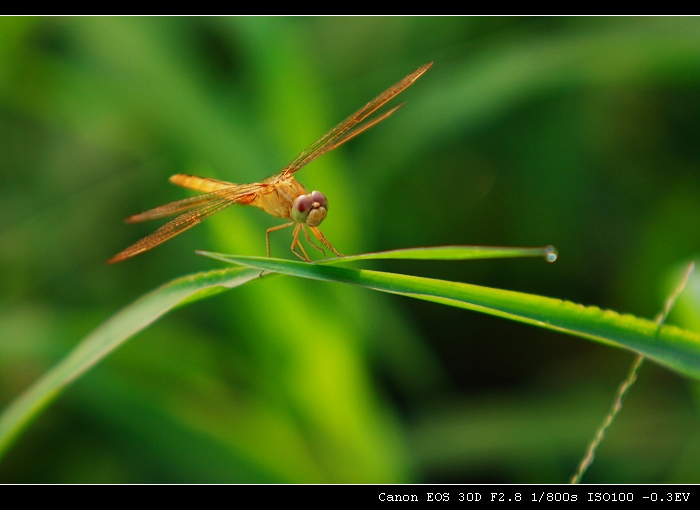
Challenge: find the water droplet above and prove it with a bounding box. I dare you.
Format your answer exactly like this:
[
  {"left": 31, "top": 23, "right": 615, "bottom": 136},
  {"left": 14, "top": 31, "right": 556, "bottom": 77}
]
[{"left": 544, "top": 245, "right": 558, "bottom": 263}]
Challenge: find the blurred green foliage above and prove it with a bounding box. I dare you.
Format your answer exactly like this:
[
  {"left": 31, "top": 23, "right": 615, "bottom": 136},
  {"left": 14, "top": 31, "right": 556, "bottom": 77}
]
[{"left": 1, "top": 17, "right": 700, "bottom": 483}]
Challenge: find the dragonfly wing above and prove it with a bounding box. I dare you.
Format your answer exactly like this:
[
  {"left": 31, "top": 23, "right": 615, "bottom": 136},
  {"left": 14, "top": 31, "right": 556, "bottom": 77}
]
[
  {"left": 125, "top": 193, "right": 227, "bottom": 223},
  {"left": 280, "top": 62, "right": 432, "bottom": 178},
  {"left": 125, "top": 183, "right": 263, "bottom": 223},
  {"left": 296, "top": 103, "right": 405, "bottom": 168},
  {"left": 108, "top": 185, "right": 263, "bottom": 263}
]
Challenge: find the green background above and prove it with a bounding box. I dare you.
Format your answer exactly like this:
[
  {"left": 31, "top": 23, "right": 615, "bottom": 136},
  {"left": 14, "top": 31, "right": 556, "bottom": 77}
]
[{"left": 1, "top": 17, "right": 700, "bottom": 483}]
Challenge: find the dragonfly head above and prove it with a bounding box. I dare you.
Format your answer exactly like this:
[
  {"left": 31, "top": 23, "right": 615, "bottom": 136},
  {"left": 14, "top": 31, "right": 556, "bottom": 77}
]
[{"left": 292, "top": 191, "right": 328, "bottom": 227}]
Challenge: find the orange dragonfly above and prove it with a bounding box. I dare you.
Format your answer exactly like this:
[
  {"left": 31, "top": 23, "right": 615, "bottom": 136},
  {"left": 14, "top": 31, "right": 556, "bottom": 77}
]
[{"left": 107, "top": 62, "right": 432, "bottom": 264}]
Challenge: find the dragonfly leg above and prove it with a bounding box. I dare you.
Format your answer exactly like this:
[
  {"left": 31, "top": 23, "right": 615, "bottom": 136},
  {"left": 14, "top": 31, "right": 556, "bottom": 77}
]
[
  {"left": 290, "top": 223, "right": 311, "bottom": 262},
  {"left": 301, "top": 224, "right": 327, "bottom": 255},
  {"left": 309, "top": 226, "right": 344, "bottom": 257},
  {"left": 266, "top": 222, "right": 294, "bottom": 258}
]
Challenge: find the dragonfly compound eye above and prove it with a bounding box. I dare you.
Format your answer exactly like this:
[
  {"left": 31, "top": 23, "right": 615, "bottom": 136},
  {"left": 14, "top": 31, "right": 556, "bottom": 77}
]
[
  {"left": 310, "top": 191, "right": 328, "bottom": 211},
  {"left": 306, "top": 191, "right": 328, "bottom": 227},
  {"left": 292, "top": 194, "right": 314, "bottom": 223}
]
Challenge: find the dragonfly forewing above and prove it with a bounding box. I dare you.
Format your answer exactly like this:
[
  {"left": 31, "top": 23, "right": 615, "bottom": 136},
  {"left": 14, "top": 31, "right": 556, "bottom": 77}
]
[
  {"left": 281, "top": 62, "right": 432, "bottom": 178},
  {"left": 108, "top": 186, "right": 260, "bottom": 263}
]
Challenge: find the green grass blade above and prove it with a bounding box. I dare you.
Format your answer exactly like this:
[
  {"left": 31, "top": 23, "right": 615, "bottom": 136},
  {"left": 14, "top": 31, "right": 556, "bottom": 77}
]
[
  {"left": 0, "top": 267, "right": 260, "bottom": 459},
  {"left": 1, "top": 245, "right": 694, "bottom": 466},
  {"left": 201, "top": 253, "right": 700, "bottom": 381},
  {"left": 311, "top": 245, "right": 558, "bottom": 264}
]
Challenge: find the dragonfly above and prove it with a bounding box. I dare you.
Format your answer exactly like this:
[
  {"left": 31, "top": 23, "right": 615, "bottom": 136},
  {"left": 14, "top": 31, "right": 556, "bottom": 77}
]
[{"left": 107, "top": 62, "right": 432, "bottom": 264}]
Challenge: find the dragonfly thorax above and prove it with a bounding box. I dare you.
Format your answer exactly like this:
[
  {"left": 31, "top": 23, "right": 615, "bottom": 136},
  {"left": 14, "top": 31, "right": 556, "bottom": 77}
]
[{"left": 292, "top": 191, "right": 328, "bottom": 227}]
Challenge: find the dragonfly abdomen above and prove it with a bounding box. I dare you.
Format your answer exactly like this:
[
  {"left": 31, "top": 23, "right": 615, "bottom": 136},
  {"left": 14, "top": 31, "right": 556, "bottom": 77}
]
[{"left": 170, "top": 174, "right": 235, "bottom": 192}]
